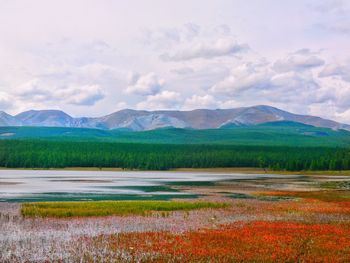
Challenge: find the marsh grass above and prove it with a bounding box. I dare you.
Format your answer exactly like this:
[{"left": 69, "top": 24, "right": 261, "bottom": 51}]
[
  {"left": 320, "top": 181, "right": 350, "bottom": 190},
  {"left": 21, "top": 200, "right": 229, "bottom": 218},
  {"left": 255, "top": 190, "right": 350, "bottom": 202}
]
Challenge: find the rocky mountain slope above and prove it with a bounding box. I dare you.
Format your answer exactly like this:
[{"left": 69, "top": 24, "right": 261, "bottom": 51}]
[{"left": 1, "top": 105, "right": 349, "bottom": 131}]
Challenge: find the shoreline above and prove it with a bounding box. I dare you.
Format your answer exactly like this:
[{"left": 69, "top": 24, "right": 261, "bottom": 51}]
[{"left": 0, "top": 166, "right": 349, "bottom": 175}]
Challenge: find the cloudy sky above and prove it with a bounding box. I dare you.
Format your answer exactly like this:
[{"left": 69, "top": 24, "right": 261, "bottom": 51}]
[{"left": 1, "top": 0, "right": 350, "bottom": 122}]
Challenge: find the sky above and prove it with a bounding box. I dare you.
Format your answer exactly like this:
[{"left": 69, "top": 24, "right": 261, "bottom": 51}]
[{"left": 0, "top": 0, "right": 350, "bottom": 123}]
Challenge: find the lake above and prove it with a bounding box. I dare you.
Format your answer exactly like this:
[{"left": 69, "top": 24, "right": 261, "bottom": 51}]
[{"left": 0, "top": 170, "right": 301, "bottom": 202}]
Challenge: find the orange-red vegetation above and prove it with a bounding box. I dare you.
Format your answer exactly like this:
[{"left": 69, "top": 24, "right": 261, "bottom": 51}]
[
  {"left": 254, "top": 190, "right": 350, "bottom": 215},
  {"left": 87, "top": 221, "right": 350, "bottom": 262}
]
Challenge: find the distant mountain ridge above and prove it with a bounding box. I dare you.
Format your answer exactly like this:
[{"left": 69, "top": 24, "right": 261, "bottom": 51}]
[
  {"left": 1, "top": 105, "right": 349, "bottom": 131},
  {"left": 0, "top": 111, "right": 21, "bottom": 126}
]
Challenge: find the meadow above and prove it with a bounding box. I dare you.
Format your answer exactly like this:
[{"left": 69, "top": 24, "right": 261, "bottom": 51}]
[{"left": 21, "top": 200, "right": 229, "bottom": 217}]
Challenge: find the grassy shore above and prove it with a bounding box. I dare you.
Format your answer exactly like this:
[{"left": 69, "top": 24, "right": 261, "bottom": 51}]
[
  {"left": 173, "top": 168, "right": 350, "bottom": 176},
  {"left": 2, "top": 166, "right": 350, "bottom": 175},
  {"left": 21, "top": 200, "right": 229, "bottom": 218}
]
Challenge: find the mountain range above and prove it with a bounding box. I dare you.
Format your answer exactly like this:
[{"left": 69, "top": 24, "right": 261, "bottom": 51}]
[{"left": 1, "top": 105, "right": 349, "bottom": 131}]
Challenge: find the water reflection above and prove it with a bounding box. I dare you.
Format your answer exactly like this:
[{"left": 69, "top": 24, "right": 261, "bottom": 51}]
[{"left": 0, "top": 170, "right": 301, "bottom": 202}]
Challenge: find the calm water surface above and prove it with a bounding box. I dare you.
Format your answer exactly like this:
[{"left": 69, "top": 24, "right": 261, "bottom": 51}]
[{"left": 0, "top": 170, "right": 300, "bottom": 202}]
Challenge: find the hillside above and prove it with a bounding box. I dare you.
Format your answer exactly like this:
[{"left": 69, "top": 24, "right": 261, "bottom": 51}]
[
  {"left": 1, "top": 121, "right": 350, "bottom": 147},
  {"left": 1, "top": 105, "right": 349, "bottom": 131}
]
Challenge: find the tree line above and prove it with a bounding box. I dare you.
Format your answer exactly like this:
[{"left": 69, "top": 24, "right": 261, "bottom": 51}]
[{"left": 0, "top": 140, "right": 349, "bottom": 171}]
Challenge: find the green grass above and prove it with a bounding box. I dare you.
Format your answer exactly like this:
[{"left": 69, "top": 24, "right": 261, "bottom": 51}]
[
  {"left": 256, "top": 190, "right": 350, "bottom": 202},
  {"left": 21, "top": 200, "right": 229, "bottom": 217},
  {"left": 320, "top": 181, "right": 350, "bottom": 190}
]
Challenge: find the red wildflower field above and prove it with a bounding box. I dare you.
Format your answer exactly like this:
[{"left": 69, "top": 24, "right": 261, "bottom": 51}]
[{"left": 80, "top": 221, "right": 350, "bottom": 262}]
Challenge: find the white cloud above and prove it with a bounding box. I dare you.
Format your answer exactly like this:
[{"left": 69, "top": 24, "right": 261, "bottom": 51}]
[
  {"left": 331, "top": 82, "right": 350, "bottom": 110},
  {"left": 270, "top": 71, "right": 318, "bottom": 91},
  {"left": 220, "top": 99, "right": 245, "bottom": 109},
  {"left": 269, "top": 71, "right": 330, "bottom": 105},
  {"left": 137, "top": 90, "right": 181, "bottom": 110},
  {"left": 208, "top": 50, "right": 341, "bottom": 116},
  {"left": 14, "top": 79, "right": 45, "bottom": 102},
  {"left": 210, "top": 50, "right": 326, "bottom": 103},
  {"left": 15, "top": 79, "right": 105, "bottom": 106},
  {"left": 210, "top": 62, "right": 272, "bottom": 95},
  {"left": 126, "top": 72, "right": 164, "bottom": 96},
  {"left": 319, "top": 62, "right": 350, "bottom": 82},
  {"left": 0, "top": 91, "right": 13, "bottom": 110},
  {"left": 142, "top": 24, "right": 249, "bottom": 62},
  {"left": 55, "top": 85, "right": 105, "bottom": 106},
  {"left": 161, "top": 38, "right": 249, "bottom": 61},
  {"left": 115, "top": 101, "right": 128, "bottom": 110},
  {"left": 141, "top": 23, "right": 200, "bottom": 50},
  {"left": 334, "top": 108, "right": 350, "bottom": 123},
  {"left": 183, "top": 95, "right": 218, "bottom": 110},
  {"left": 273, "top": 49, "right": 324, "bottom": 73}
]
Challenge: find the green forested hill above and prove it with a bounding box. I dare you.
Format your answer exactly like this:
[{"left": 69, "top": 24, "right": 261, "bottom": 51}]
[
  {"left": 1, "top": 121, "right": 350, "bottom": 147},
  {"left": 1, "top": 121, "right": 350, "bottom": 171}
]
